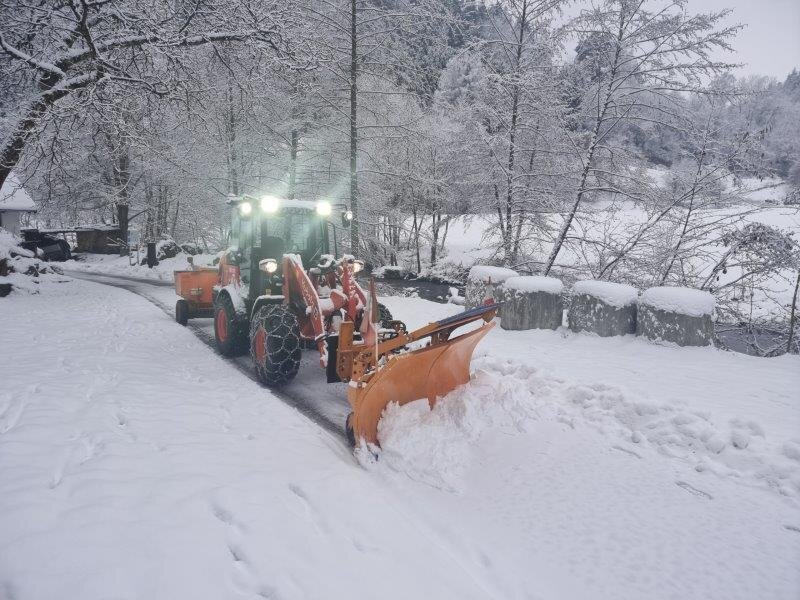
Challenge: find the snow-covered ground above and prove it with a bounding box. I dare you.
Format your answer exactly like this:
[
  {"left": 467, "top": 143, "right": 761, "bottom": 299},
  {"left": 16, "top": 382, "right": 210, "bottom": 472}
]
[{"left": 2, "top": 280, "right": 799, "bottom": 599}]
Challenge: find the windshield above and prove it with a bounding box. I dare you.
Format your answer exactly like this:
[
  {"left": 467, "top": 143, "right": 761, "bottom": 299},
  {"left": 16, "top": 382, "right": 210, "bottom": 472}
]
[{"left": 260, "top": 209, "right": 316, "bottom": 254}]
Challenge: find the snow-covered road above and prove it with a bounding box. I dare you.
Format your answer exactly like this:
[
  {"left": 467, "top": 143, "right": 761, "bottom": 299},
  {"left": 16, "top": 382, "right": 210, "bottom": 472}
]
[{"left": 2, "top": 275, "right": 799, "bottom": 600}]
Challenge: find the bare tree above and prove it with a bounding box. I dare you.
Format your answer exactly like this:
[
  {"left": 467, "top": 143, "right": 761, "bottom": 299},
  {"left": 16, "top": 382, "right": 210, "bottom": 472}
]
[{"left": 543, "top": 0, "right": 741, "bottom": 274}]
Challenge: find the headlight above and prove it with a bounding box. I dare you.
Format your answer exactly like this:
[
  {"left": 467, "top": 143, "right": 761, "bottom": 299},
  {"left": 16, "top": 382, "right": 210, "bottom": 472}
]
[
  {"left": 259, "top": 258, "right": 278, "bottom": 274},
  {"left": 238, "top": 201, "right": 252, "bottom": 216},
  {"left": 352, "top": 259, "right": 364, "bottom": 273},
  {"left": 316, "top": 200, "right": 332, "bottom": 216},
  {"left": 261, "top": 195, "right": 280, "bottom": 213}
]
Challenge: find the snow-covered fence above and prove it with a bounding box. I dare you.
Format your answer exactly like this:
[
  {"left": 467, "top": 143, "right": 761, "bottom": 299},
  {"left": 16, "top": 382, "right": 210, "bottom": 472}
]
[
  {"left": 500, "top": 276, "right": 564, "bottom": 330},
  {"left": 465, "top": 266, "right": 518, "bottom": 309},
  {"left": 568, "top": 280, "right": 638, "bottom": 337},
  {"left": 637, "top": 287, "right": 715, "bottom": 346}
]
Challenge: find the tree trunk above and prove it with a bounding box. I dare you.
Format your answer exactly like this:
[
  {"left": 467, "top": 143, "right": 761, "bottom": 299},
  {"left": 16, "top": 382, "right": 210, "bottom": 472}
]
[
  {"left": 788, "top": 271, "right": 800, "bottom": 353},
  {"left": 288, "top": 129, "right": 298, "bottom": 199},
  {"left": 503, "top": 0, "right": 528, "bottom": 264},
  {"left": 543, "top": 8, "right": 626, "bottom": 275},
  {"left": 226, "top": 82, "right": 239, "bottom": 196},
  {"left": 348, "top": 0, "right": 359, "bottom": 253}
]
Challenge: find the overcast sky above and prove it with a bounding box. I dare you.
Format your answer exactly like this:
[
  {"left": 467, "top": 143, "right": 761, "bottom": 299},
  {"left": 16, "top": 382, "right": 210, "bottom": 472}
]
[
  {"left": 560, "top": 0, "right": 799, "bottom": 80},
  {"left": 694, "top": 0, "right": 800, "bottom": 79}
]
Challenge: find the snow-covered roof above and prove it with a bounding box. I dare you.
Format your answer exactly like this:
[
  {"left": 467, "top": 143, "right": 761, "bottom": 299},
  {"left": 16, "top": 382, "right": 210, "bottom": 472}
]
[{"left": 0, "top": 173, "right": 37, "bottom": 212}]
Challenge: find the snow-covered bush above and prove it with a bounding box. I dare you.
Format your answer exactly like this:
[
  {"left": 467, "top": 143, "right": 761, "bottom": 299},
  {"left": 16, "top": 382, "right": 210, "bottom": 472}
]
[
  {"left": 569, "top": 280, "right": 638, "bottom": 337},
  {"left": 499, "top": 276, "right": 564, "bottom": 331},
  {"left": 373, "top": 265, "right": 411, "bottom": 279},
  {"left": 465, "top": 265, "right": 518, "bottom": 309},
  {"left": 637, "top": 286, "right": 715, "bottom": 346}
]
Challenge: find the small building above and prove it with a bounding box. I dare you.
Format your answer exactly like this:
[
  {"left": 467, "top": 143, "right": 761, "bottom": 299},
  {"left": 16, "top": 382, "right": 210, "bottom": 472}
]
[
  {"left": 0, "top": 173, "right": 37, "bottom": 236},
  {"left": 75, "top": 225, "right": 124, "bottom": 253}
]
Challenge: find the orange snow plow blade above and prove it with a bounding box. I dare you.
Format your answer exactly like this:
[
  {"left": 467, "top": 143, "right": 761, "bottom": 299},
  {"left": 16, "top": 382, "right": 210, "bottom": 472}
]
[{"left": 338, "top": 303, "right": 498, "bottom": 445}]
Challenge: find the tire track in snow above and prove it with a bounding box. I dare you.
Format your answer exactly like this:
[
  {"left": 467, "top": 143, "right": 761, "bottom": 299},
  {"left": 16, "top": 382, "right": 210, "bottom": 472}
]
[{"left": 65, "top": 270, "right": 347, "bottom": 443}]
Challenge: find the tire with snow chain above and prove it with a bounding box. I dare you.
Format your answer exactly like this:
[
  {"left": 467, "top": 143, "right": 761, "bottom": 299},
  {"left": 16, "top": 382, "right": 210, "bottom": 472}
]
[
  {"left": 249, "top": 304, "right": 301, "bottom": 387},
  {"left": 377, "top": 302, "right": 394, "bottom": 328},
  {"left": 213, "top": 294, "right": 248, "bottom": 357}
]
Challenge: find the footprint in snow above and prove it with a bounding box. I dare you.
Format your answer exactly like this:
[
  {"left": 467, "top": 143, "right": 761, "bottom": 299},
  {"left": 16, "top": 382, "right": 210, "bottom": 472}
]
[
  {"left": 611, "top": 445, "right": 642, "bottom": 459},
  {"left": 675, "top": 480, "right": 713, "bottom": 500}
]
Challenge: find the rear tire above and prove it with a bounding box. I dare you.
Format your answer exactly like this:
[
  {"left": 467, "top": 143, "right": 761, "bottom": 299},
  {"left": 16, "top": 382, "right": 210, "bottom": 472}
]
[
  {"left": 249, "top": 304, "right": 301, "bottom": 387},
  {"left": 175, "top": 299, "right": 189, "bottom": 326},
  {"left": 214, "top": 294, "right": 248, "bottom": 357}
]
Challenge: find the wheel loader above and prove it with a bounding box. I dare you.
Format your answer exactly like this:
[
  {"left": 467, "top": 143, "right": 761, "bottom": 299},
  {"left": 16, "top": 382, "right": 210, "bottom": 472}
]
[{"left": 173, "top": 195, "right": 497, "bottom": 445}]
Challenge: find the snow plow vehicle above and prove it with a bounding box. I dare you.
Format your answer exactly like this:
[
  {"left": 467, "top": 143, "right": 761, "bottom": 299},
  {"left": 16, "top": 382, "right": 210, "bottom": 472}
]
[{"left": 174, "top": 196, "right": 497, "bottom": 445}]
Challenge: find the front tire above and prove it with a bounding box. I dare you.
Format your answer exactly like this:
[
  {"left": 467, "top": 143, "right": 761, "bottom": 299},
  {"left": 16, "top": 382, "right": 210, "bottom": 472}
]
[
  {"left": 214, "top": 294, "right": 248, "bottom": 357},
  {"left": 249, "top": 304, "right": 301, "bottom": 387},
  {"left": 377, "top": 302, "right": 393, "bottom": 327}
]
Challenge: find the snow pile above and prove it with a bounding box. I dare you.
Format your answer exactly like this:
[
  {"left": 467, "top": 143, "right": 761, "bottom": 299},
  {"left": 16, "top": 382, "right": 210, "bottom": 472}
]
[
  {"left": 0, "top": 226, "right": 32, "bottom": 260},
  {"left": 467, "top": 265, "right": 518, "bottom": 283},
  {"left": 572, "top": 280, "right": 638, "bottom": 307},
  {"left": 639, "top": 286, "right": 716, "bottom": 317},
  {"left": 0, "top": 227, "right": 70, "bottom": 294},
  {"left": 503, "top": 275, "right": 563, "bottom": 294},
  {"left": 363, "top": 367, "right": 537, "bottom": 491},
  {"left": 370, "top": 355, "right": 800, "bottom": 498}
]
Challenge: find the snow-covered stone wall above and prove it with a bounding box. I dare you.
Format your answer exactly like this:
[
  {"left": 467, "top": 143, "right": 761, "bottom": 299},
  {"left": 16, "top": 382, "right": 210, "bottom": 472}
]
[
  {"left": 465, "top": 265, "right": 518, "bottom": 309},
  {"left": 500, "top": 276, "right": 564, "bottom": 330},
  {"left": 637, "top": 286, "right": 715, "bottom": 346},
  {"left": 568, "top": 280, "right": 638, "bottom": 337}
]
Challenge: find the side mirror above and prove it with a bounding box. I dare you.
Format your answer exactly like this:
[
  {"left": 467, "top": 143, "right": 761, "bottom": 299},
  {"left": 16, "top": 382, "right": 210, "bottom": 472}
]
[{"left": 341, "top": 209, "right": 354, "bottom": 228}]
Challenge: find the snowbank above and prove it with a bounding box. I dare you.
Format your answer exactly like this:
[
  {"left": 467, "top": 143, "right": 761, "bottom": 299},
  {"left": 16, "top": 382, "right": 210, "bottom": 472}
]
[
  {"left": 467, "top": 265, "right": 518, "bottom": 283},
  {"left": 371, "top": 355, "right": 800, "bottom": 498},
  {"left": 0, "top": 227, "right": 70, "bottom": 295},
  {"left": 66, "top": 251, "right": 218, "bottom": 282},
  {"left": 503, "top": 275, "right": 563, "bottom": 295},
  {"left": 365, "top": 352, "right": 800, "bottom": 599},
  {"left": 639, "top": 286, "right": 716, "bottom": 317},
  {"left": 0, "top": 226, "right": 32, "bottom": 259},
  {"left": 572, "top": 279, "right": 638, "bottom": 308}
]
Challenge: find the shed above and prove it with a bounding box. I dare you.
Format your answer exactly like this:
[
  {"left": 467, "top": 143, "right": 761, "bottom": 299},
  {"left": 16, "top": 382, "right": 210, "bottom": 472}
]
[
  {"left": 0, "top": 173, "right": 37, "bottom": 236},
  {"left": 75, "top": 225, "right": 124, "bottom": 253}
]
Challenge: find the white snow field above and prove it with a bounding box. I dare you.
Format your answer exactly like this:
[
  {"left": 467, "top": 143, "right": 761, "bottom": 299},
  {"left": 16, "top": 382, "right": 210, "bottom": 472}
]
[{"left": 1, "top": 280, "right": 799, "bottom": 599}]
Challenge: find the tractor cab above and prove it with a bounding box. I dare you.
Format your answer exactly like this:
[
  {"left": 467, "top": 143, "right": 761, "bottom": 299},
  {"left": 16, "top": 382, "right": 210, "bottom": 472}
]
[{"left": 226, "top": 196, "right": 338, "bottom": 304}]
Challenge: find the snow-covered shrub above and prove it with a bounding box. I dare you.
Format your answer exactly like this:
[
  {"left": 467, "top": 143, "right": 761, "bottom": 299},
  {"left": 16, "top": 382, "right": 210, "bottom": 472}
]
[
  {"left": 465, "top": 265, "right": 518, "bottom": 309},
  {"left": 179, "top": 242, "right": 203, "bottom": 255},
  {"left": 500, "top": 276, "right": 564, "bottom": 331},
  {"left": 373, "top": 265, "right": 411, "bottom": 279},
  {"left": 637, "top": 286, "right": 715, "bottom": 346},
  {"left": 569, "top": 280, "right": 638, "bottom": 337}
]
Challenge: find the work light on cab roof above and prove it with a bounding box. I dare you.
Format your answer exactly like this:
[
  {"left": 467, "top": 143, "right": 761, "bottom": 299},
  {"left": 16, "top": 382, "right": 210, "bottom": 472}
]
[{"left": 260, "top": 195, "right": 280, "bottom": 213}]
